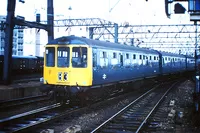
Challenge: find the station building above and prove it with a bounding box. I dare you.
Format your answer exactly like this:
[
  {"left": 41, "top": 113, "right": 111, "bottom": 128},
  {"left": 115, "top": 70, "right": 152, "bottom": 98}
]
[{"left": 0, "top": 15, "right": 24, "bottom": 56}]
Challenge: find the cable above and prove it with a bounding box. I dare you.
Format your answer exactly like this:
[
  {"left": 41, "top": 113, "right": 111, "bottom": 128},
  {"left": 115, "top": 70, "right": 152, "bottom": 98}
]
[{"left": 109, "top": 0, "right": 122, "bottom": 13}]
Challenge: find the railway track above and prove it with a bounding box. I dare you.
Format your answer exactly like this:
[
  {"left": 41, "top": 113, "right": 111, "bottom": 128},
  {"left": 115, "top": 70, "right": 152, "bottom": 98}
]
[
  {"left": 0, "top": 94, "right": 49, "bottom": 110},
  {"left": 0, "top": 79, "right": 182, "bottom": 132},
  {"left": 0, "top": 103, "right": 61, "bottom": 132},
  {"left": 91, "top": 80, "right": 180, "bottom": 133},
  {"left": 0, "top": 101, "right": 84, "bottom": 133},
  {"left": 141, "top": 79, "right": 192, "bottom": 132}
]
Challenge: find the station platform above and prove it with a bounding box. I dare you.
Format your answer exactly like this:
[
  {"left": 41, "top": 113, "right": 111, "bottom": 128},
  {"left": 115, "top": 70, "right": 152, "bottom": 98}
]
[{"left": 0, "top": 81, "right": 42, "bottom": 101}]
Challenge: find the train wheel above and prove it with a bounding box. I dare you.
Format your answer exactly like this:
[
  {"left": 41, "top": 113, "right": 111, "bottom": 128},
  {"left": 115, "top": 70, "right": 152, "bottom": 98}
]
[
  {"left": 48, "top": 91, "right": 55, "bottom": 99},
  {"left": 55, "top": 95, "right": 67, "bottom": 106},
  {"left": 47, "top": 91, "right": 57, "bottom": 104},
  {"left": 77, "top": 91, "right": 89, "bottom": 107}
]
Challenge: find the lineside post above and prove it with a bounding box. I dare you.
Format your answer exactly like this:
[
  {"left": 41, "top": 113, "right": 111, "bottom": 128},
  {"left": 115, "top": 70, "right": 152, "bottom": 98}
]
[
  {"left": 89, "top": 27, "right": 94, "bottom": 39},
  {"left": 3, "top": 0, "right": 16, "bottom": 84},
  {"left": 194, "top": 21, "right": 200, "bottom": 112},
  {"left": 189, "top": 0, "right": 200, "bottom": 112},
  {"left": 114, "top": 23, "right": 118, "bottom": 43},
  {"left": 47, "top": 0, "right": 54, "bottom": 42}
]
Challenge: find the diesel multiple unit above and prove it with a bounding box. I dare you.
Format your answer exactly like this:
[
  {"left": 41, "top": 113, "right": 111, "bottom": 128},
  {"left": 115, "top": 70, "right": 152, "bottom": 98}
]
[{"left": 40, "top": 35, "right": 195, "bottom": 101}]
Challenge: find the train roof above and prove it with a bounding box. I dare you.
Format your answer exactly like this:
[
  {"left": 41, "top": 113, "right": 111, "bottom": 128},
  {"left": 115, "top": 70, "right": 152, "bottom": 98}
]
[
  {"left": 0, "top": 55, "right": 38, "bottom": 59},
  {"left": 185, "top": 55, "right": 195, "bottom": 58},
  {"left": 47, "top": 35, "right": 159, "bottom": 54},
  {"left": 12, "top": 55, "right": 37, "bottom": 59},
  {"left": 157, "top": 51, "right": 186, "bottom": 58}
]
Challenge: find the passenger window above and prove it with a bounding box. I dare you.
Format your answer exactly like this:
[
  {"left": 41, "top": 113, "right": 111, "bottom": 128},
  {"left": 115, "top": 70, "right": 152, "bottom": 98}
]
[
  {"left": 57, "top": 47, "right": 69, "bottom": 67},
  {"left": 93, "top": 52, "right": 97, "bottom": 67},
  {"left": 72, "top": 47, "right": 87, "bottom": 68},
  {"left": 133, "top": 54, "right": 136, "bottom": 59},
  {"left": 126, "top": 54, "right": 129, "bottom": 59},
  {"left": 149, "top": 56, "right": 152, "bottom": 60},
  {"left": 162, "top": 58, "right": 165, "bottom": 64},
  {"left": 113, "top": 53, "right": 117, "bottom": 58},
  {"left": 143, "top": 55, "right": 145, "bottom": 60},
  {"left": 120, "top": 53, "right": 123, "bottom": 66},
  {"left": 103, "top": 52, "right": 107, "bottom": 58},
  {"left": 46, "top": 47, "right": 55, "bottom": 67},
  {"left": 139, "top": 55, "right": 142, "bottom": 59}
]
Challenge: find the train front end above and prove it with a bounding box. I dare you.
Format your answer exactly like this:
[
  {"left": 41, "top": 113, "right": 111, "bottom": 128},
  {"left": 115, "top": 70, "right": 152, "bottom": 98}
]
[{"left": 40, "top": 37, "right": 93, "bottom": 100}]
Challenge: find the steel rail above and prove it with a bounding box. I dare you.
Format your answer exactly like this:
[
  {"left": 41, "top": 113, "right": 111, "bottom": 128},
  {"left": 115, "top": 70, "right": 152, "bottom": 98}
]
[
  {"left": 0, "top": 94, "right": 48, "bottom": 109},
  {"left": 135, "top": 81, "right": 178, "bottom": 133},
  {"left": 0, "top": 102, "right": 83, "bottom": 132},
  {"left": 91, "top": 81, "right": 179, "bottom": 133},
  {"left": 90, "top": 84, "right": 159, "bottom": 133},
  {"left": 0, "top": 103, "right": 61, "bottom": 132},
  {"left": 0, "top": 103, "right": 60, "bottom": 123}
]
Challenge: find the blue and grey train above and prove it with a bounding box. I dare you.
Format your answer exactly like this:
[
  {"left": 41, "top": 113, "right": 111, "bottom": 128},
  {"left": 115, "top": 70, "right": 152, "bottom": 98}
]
[{"left": 40, "top": 35, "right": 195, "bottom": 101}]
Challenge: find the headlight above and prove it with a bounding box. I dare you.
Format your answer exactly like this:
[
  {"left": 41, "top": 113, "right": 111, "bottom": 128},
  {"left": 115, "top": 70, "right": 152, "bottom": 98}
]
[
  {"left": 40, "top": 77, "right": 47, "bottom": 84},
  {"left": 40, "top": 77, "right": 44, "bottom": 82},
  {"left": 64, "top": 72, "right": 68, "bottom": 81},
  {"left": 58, "top": 72, "right": 62, "bottom": 80}
]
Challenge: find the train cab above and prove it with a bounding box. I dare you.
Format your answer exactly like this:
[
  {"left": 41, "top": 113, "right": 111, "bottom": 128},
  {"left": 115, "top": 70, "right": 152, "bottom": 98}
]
[{"left": 42, "top": 37, "right": 93, "bottom": 90}]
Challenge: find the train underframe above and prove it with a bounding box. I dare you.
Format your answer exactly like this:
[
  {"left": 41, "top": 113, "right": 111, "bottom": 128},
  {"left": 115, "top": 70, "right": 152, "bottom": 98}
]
[
  {"left": 40, "top": 71, "right": 195, "bottom": 106},
  {"left": 40, "top": 78, "right": 160, "bottom": 105}
]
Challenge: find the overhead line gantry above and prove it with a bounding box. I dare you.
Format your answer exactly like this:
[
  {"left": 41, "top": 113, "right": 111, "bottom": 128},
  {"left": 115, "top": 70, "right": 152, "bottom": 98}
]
[{"left": 2, "top": 0, "right": 54, "bottom": 85}]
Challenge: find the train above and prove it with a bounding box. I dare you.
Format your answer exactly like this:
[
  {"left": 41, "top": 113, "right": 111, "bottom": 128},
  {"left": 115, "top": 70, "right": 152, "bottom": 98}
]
[
  {"left": 0, "top": 55, "right": 44, "bottom": 81},
  {"left": 40, "top": 35, "right": 195, "bottom": 103}
]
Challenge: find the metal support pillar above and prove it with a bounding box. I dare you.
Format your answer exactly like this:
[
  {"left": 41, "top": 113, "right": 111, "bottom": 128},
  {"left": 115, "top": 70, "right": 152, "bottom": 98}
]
[
  {"left": 89, "top": 27, "right": 94, "bottom": 39},
  {"left": 194, "top": 21, "right": 200, "bottom": 112},
  {"left": 130, "top": 38, "right": 134, "bottom": 46},
  {"left": 3, "top": 0, "right": 16, "bottom": 84},
  {"left": 35, "top": 14, "right": 41, "bottom": 56},
  {"left": 114, "top": 23, "right": 118, "bottom": 43},
  {"left": 47, "top": 0, "right": 54, "bottom": 42},
  {"left": 35, "top": 29, "right": 41, "bottom": 56}
]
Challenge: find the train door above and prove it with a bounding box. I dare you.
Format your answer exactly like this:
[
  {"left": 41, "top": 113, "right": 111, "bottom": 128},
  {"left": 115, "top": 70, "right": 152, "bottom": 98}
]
[
  {"left": 70, "top": 46, "right": 92, "bottom": 86},
  {"left": 92, "top": 48, "right": 97, "bottom": 68}
]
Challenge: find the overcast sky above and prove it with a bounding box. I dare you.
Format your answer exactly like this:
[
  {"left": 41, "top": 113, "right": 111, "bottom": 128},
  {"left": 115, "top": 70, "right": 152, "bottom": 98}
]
[
  {"left": 0, "top": 0, "right": 191, "bottom": 24},
  {"left": 0, "top": 0, "right": 191, "bottom": 56}
]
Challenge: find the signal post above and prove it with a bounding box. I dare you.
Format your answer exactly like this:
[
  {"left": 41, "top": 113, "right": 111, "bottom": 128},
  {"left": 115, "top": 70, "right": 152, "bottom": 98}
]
[{"left": 189, "top": 0, "right": 200, "bottom": 112}]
